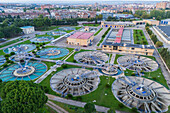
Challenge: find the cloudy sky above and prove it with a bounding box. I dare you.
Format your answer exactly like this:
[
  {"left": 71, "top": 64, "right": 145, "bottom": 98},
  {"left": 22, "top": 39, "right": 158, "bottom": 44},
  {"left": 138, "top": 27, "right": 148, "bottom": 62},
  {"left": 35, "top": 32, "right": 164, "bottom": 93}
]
[{"left": 0, "top": 0, "right": 168, "bottom": 3}]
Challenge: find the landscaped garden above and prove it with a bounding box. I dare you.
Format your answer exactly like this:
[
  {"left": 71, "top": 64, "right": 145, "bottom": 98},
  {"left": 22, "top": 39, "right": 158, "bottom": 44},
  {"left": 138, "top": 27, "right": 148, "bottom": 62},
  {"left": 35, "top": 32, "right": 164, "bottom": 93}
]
[{"left": 133, "top": 29, "right": 148, "bottom": 45}]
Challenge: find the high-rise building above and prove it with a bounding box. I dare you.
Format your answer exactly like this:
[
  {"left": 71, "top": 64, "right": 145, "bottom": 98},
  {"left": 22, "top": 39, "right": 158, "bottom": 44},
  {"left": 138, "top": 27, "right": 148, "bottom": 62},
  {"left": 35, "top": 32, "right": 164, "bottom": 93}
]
[{"left": 156, "top": 2, "right": 170, "bottom": 9}]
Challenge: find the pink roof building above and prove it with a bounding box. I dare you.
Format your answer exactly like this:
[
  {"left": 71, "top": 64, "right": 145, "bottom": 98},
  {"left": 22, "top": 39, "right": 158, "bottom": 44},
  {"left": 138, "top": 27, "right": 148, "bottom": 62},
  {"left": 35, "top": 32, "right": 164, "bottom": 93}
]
[
  {"left": 114, "top": 27, "right": 124, "bottom": 43},
  {"left": 68, "top": 32, "right": 94, "bottom": 39}
]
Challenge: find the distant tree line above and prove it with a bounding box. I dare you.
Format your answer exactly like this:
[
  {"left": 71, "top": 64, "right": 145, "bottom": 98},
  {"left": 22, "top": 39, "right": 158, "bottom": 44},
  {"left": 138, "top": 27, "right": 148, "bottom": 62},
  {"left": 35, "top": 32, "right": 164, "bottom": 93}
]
[{"left": 134, "top": 10, "right": 170, "bottom": 20}]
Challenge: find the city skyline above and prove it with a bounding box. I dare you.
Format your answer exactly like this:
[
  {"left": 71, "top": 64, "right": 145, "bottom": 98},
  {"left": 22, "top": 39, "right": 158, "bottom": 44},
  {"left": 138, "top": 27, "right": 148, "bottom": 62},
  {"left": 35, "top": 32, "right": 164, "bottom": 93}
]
[{"left": 0, "top": 0, "right": 169, "bottom": 4}]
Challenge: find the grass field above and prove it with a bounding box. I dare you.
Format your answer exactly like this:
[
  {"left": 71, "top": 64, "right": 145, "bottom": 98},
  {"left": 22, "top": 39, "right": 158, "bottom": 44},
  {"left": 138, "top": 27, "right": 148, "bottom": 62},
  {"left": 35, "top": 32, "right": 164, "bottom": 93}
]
[
  {"left": 51, "top": 100, "right": 84, "bottom": 113},
  {"left": 0, "top": 50, "right": 5, "bottom": 55},
  {"left": 0, "top": 39, "right": 21, "bottom": 48},
  {"left": 36, "top": 105, "right": 57, "bottom": 113},
  {"left": 94, "top": 28, "right": 103, "bottom": 36},
  {"left": 83, "top": 24, "right": 100, "bottom": 27},
  {"left": 133, "top": 29, "right": 148, "bottom": 45}
]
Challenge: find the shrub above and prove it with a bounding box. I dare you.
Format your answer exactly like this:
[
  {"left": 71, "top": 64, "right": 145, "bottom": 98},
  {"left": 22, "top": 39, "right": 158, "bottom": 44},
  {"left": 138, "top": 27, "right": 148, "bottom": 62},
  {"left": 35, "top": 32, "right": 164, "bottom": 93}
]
[
  {"left": 105, "top": 83, "right": 110, "bottom": 88},
  {"left": 76, "top": 96, "right": 82, "bottom": 101},
  {"left": 67, "top": 94, "right": 73, "bottom": 99}
]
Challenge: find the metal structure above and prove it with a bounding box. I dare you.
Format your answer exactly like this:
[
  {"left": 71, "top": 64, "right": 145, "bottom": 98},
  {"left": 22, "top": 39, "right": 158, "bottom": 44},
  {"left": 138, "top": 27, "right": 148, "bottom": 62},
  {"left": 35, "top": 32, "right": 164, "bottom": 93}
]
[
  {"left": 0, "top": 52, "right": 47, "bottom": 81},
  {"left": 0, "top": 55, "right": 6, "bottom": 66},
  {"left": 3, "top": 44, "right": 36, "bottom": 54},
  {"left": 112, "top": 76, "right": 170, "bottom": 113},
  {"left": 74, "top": 51, "right": 108, "bottom": 65},
  {"left": 30, "top": 36, "right": 54, "bottom": 43},
  {"left": 36, "top": 48, "right": 69, "bottom": 59},
  {"left": 50, "top": 68, "right": 100, "bottom": 96},
  {"left": 47, "top": 31, "right": 66, "bottom": 36},
  {"left": 117, "top": 55, "right": 159, "bottom": 72}
]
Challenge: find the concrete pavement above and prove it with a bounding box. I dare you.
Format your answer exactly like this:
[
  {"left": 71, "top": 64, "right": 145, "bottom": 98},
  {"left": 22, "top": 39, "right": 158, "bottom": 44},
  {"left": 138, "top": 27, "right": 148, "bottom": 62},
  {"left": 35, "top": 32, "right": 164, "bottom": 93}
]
[{"left": 46, "top": 94, "right": 110, "bottom": 113}]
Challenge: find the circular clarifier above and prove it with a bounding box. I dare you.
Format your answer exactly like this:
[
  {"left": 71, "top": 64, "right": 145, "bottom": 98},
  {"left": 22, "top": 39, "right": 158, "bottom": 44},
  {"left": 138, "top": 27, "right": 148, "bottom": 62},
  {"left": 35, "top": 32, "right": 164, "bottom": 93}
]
[
  {"left": 74, "top": 51, "right": 109, "bottom": 65},
  {"left": 112, "top": 76, "right": 170, "bottom": 112},
  {"left": 117, "top": 55, "right": 159, "bottom": 72},
  {"left": 3, "top": 44, "right": 36, "bottom": 54},
  {"left": 36, "top": 48, "right": 69, "bottom": 59},
  {"left": 0, "top": 61, "right": 47, "bottom": 81},
  {"left": 30, "top": 36, "right": 54, "bottom": 43},
  {"left": 50, "top": 68, "right": 100, "bottom": 96},
  {"left": 47, "top": 31, "right": 66, "bottom": 36}
]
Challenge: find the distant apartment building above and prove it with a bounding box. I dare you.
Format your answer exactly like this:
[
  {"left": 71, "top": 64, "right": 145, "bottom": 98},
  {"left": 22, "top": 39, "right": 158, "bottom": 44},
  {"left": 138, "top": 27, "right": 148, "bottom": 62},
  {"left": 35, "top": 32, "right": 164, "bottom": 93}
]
[
  {"left": 41, "top": 4, "right": 54, "bottom": 10},
  {"left": 156, "top": 2, "right": 170, "bottom": 9}
]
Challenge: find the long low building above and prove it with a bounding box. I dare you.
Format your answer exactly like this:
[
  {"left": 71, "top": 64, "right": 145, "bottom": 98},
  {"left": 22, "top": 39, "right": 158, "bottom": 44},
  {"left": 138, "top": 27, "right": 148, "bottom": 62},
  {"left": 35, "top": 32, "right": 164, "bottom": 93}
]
[
  {"left": 102, "top": 42, "right": 155, "bottom": 56},
  {"left": 67, "top": 32, "right": 94, "bottom": 46},
  {"left": 153, "top": 26, "right": 170, "bottom": 44},
  {"left": 101, "top": 21, "right": 134, "bottom": 28},
  {"left": 133, "top": 19, "right": 160, "bottom": 26},
  {"left": 20, "top": 26, "right": 35, "bottom": 34}
]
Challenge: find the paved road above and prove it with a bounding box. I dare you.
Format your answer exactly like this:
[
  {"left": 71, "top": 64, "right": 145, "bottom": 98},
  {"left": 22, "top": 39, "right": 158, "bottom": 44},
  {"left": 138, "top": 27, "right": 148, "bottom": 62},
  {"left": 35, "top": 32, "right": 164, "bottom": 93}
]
[
  {"left": 150, "top": 27, "right": 170, "bottom": 50},
  {"left": 144, "top": 28, "right": 170, "bottom": 88},
  {"left": 46, "top": 94, "right": 110, "bottom": 113},
  {"left": 34, "top": 64, "right": 58, "bottom": 83},
  {"left": 46, "top": 100, "right": 69, "bottom": 113}
]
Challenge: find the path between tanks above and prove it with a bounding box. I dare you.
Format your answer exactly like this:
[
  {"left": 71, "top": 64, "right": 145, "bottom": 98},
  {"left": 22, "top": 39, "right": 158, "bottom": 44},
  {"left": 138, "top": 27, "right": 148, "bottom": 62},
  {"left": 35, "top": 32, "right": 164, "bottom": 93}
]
[{"left": 46, "top": 93, "right": 110, "bottom": 113}]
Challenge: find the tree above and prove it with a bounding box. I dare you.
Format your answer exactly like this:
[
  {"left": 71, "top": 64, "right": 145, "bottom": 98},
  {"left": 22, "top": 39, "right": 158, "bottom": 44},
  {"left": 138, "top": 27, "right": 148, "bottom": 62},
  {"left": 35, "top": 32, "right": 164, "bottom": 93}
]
[
  {"left": 84, "top": 103, "right": 96, "bottom": 113},
  {"left": 0, "top": 81, "right": 48, "bottom": 113},
  {"left": 156, "top": 41, "right": 163, "bottom": 47}
]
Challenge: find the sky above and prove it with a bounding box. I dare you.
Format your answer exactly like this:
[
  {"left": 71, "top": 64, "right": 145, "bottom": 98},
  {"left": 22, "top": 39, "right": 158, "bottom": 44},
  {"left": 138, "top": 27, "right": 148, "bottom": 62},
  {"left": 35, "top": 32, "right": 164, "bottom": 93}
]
[{"left": 0, "top": 0, "right": 169, "bottom": 4}]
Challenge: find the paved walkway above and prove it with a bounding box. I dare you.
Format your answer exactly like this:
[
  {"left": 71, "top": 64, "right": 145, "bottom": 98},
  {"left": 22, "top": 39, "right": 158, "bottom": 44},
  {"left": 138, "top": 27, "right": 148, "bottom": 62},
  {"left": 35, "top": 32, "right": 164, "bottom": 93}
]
[
  {"left": 34, "top": 65, "right": 59, "bottom": 83},
  {"left": 110, "top": 53, "right": 116, "bottom": 64},
  {"left": 46, "top": 94, "right": 110, "bottom": 113},
  {"left": 144, "top": 28, "right": 170, "bottom": 88},
  {"left": 46, "top": 100, "right": 69, "bottom": 113}
]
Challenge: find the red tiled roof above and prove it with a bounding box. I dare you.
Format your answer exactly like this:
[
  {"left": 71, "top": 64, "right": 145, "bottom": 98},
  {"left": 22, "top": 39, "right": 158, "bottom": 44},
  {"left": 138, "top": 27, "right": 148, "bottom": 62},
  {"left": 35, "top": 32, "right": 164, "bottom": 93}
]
[{"left": 68, "top": 32, "right": 94, "bottom": 39}]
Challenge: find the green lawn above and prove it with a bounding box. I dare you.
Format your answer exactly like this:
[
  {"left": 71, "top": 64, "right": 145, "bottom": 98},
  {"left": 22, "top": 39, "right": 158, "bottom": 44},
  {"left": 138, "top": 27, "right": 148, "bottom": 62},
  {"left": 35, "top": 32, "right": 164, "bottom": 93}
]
[
  {"left": 66, "top": 49, "right": 91, "bottom": 62},
  {"left": 133, "top": 29, "right": 148, "bottom": 45},
  {"left": 75, "top": 27, "right": 81, "bottom": 30},
  {"left": 39, "top": 26, "right": 58, "bottom": 31},
  {"left": 79, "top": 76, "right": 132, "bottom": 112},
  {"left": 36, "top": 105, "right": 57, "bottom": 113},
  {"left": 114, "top": 54, "right": 169, "bottom": 89},
  {"left": 0, "top": 50, "right": 5, "bottom": 55},
  {"left": 83, "top": 24, "right": 100, "bottom": 27},
  {"left": 94, "top": 28, "right": 103, "bottom": 36},
  {"left": 51, "top": 100, "right": 84, "bottom": 113},
  {"left": 0, "top": 39, "right": 21, "bottom": 48}
]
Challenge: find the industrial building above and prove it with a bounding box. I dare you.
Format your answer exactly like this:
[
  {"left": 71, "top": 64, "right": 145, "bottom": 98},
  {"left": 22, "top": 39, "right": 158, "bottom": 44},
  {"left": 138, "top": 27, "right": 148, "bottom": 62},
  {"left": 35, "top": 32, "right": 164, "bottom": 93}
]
[
  {"left": 133, "top": 19, "right": 160, "bottom": 26},
  {"left": 153, "top": 26, "right": 170, "bottom": 44},
  {"left": 101, "top": 21, "right": 134, "bottom": 28},
  {"left": 20, "top": 26, "right": 35, "bottom": 34},
  {"left": 160, "top": 19, "right": 170, "bottom": 25},
  {"left": 102, "top": 42, "right": 155, "bottom": 56},
  {"left": 67, "top": 32, "right": 94, "bottom": 46}
]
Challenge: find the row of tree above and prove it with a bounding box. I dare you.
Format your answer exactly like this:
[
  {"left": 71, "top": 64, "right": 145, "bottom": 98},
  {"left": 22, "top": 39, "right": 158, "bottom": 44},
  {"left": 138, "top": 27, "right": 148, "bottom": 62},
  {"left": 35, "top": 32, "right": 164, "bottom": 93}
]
[
  {"left": 145, "top": 27, "right": 169, "bottom": 69},
  {"left": 134, "top": 10, "right": 170, "bottom": 20}
]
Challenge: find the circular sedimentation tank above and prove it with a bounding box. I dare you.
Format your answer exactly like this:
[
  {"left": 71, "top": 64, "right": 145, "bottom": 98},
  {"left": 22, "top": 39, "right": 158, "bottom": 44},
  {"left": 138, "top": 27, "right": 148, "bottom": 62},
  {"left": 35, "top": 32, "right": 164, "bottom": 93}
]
[
  {"left": 112, "top": 76, "right": 170, "bottom": 112},
  {"left": 58, "top": 27, "right": 75, "bottom": 31},
  {"left": 0, "top": 55, "right": 6, "bottom": 66},
  {"left": 74, "top": 51, "right": 109, "bottom": 65},
  {"left": 3, "top": 44, "right": 36, "bottom": 54},
  {"left": 36, "top": 48, "right": 69, "bottom": 59},
  {"left": 47, "top": 31, "right": 66, "bottom": 36},
  {"left": 0, "top": 61, "right": 47, "bottom": 81},
  {"left": 30, "top": 36, "right": 54, "bottom": 43},
  {"left": 117, "top": 55, "right": 159, "bottom": 72},
  {"left": 50, "top": 68, "right": 100, "bottom": 96}
]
